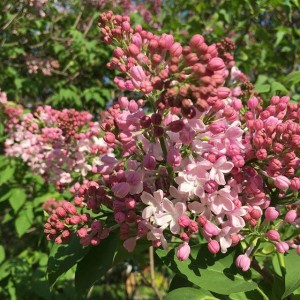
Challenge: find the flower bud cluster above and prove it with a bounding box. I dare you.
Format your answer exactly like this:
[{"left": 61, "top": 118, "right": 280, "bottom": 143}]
[
  {"left": 245, "top": 95, "right": 300, "bottom": 193},
  {"left": 4, "top": 12, "right": 295, "bottom": 269},
  {"left": 98, "top": 12, "right": 241, "bottom": 121}
]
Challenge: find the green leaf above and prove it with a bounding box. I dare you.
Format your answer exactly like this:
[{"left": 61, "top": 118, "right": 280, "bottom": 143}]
[
  {"left": 75, "top": 232, "right": 119, "bottom": 295},
  {"left": 0, "top": 165, "right": 15, "bottom": 185},
  {"left": 15, "top": 205, "right": 34, "bottom": 237},
  {"left": 270, "top": 81, "right": 288, "bottom": 94},
  {"left": 274, "top": 30, "right": 286, "bottom": 47},
  {"left": 0, "top": 245, "right": 5, "bottom": 264},
  {"left": 0, "top": 261, "right": 10, "bottom": 281},
  {"left": 165, "top": 287, "right": 218, "bottom": 300},
  {"left": 284, "top": 71, "right": 300, "bottom": 85},
  {"left": 47, "top": 235, "right": 89, "bottom": 287},
  {"left": 169, "top": 274, "right": 194, "bottom": 291},
  {"left": 157, "top": 246, "right": 257, "bottom": 295},
  {"left": 255, "top": 83, "right": 270, "bottom": 94},
  {"left": 282, "top": 251, "right": 300, "bottom": 298},
  {"left": 9, "top": 188, "right": 26, "bottom": 213}
]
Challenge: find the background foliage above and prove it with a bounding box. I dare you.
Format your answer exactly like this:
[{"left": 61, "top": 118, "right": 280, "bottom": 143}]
[{"left": 0, "top": 0, "right": 299, "bottom": 299}]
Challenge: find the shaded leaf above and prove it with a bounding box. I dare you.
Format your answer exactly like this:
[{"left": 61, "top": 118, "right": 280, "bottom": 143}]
[
  {"left": 165, "top": 287, "right": 218, "bottom": 300},
  {"left": 75, "top": 232, "right": 119, "bottom": 296},
  {"left": 157, "top": 246, "right": 257, "bottom": 295},
  {"left": 47, "top": 236, "right": 89, "bottom": 287}
]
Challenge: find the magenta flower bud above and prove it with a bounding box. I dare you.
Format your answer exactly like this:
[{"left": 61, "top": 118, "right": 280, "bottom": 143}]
[
  {"left": 81, "top": 213, "right": 90, "bottom": 223},
  {"left": 56, "top": 207, "right": 66, "bottom": 218},
  {"left": 128, "top": 44, "right": 140, "bottom": 56},
  {"left": 290, "top": 177, "right": 300, "bottom": 191},
  {"left": 180, "top": 232, "right": 190, "bottom": 241},
  {"left": 167, "top": 147, "right": 182, "bottom": 167},
  {"left": 204, "top": 180, "right": 218, "bottom": 193},
  {"left": 113, "top": 47, "right": 124, "bottom": 58},
  {"left": 177, "top": 242, "right": 191, "bottom": 261},
  {"left": 55, "top": 221, "right": 65, "bottom": 230},
  {"left": 140, "top": 115, "right": 152, "bottom": 128},
  {"left": 162, "top": 34, "right": 174, "bottom": 49},
  {"left": 115, "top": 211, "right": 126, "bottom": 224},
  {"left": 197, "top": 215, "right": 207, "bottom": 226},
  {"left": 118, "top": 96, "right": 129, "bottom": 109},
  {"left": 269, "top": 158, "right": 282, "bottom": 171},
  {"left": 250, "top": 208, "right": 262, "bottom": 220},
  {"left": 131, "top": 33, "right": 142, "bottom": 48},
  {"left": 178, "top": 215, "right": 191, "bottom": 227},
  {"left": 189, "top": 221, "right": 199, "bottom": 233},
  {"left": 273, "top": 142, "right": 284, "bottom": 154},
  {"left": 232, "top": 155, "right": 245, "bottom": 168},
  {"left": 253, "top": 119, "right": 264, "bottom": 131},
  {"left": 130, "top": 66, "right": 145, "bottom": 82},
  {"left": 70, "top": 215, "right": 82, "bottom": 225},
  {"left": 253, "top": 134, "right": 265, "bottom": 147},
  {"left": 207, "top": 57, "right": 225, "bottom": 71},
  {"left": 63, "top": 202, "right": 77, "bottom": 215},
  {"left": 265, "top": 207, "right": 279, "bottom": 221},
  {"left": 247, "top": 97, "right": 258, "bottom": 109},
  {"left": 103, "top": 132, "right": 116, "bottom": 144},
  {"left": 209, "top": 121, "right": 226, "bottom": 134},
  {"left": 126, "top": 210, "right": 137, "bottom": 223},
  {"left": 118, "top": 131, "right": 131, "bottom": 144},
  {"left": 77, "top": 227, "right": 88, "bottom": 238},
  {"left": 152, "top": 53, "right": 162, "bottom": 65},
  {"left": 217, "top": 87, "right": 231, "bottom": 99},
  {"left": 169, "top": 42, "right": 182, "bottom": 57},
  {"left": 232, "top": 98, "right": 243, "bottom": 110},
  {"left": 143, "top": 153, "right": 156, "bottom": 170},
  {"left": 151, "top": 113, "right": 162, "bottom": 125},
  {"left": 285, "top": 210, "right": 297, "bottom": 223},
  {"left": 128, "top": 100, "right": 138, "bottom": 113},
  {"left": 271, "top": 96, "right": 280, "bottom": 104},
  {"left": 208, "top": 240, "right": 220, "bottom": 254},
  {"left": 281, "top": 96, "right": 290, "bottom": 103},
  {"left": 266, "top": 229, "right": 280, "bottom": 241},
  {"left": 274, "top": 175, "right": 291, "bottom": 190},
  {"left": 203, "top": 221, "right": 220, "bottom": 237},
  {"left": 185, "top": 53, "right": 199, "bottom": 65},
  {"left": 276, "top": 241, "right": 289, "bottom": 253},
  {"left": 235, "top": 254, "right": 251, "bottom": 271},
  {"left": 189, "top": 34, "right": 204, "bottom": 49},
  {"left": 168, "top": 120, "right": 184, "bottom": 133},
  {"left": 231, "top": 234, "right": 240, "bottom": 246},
  {"left": 148, "top": 39, "right": 159, "bottom": 52},
  {"left": 125, "top": 198, "right": 136, "bottom": 209},
  {"left": 55, "top": 236, "right": 62, "bottom": 244},
  {"left": 256, "top": 148, "right": 267, "bottom": 160}
]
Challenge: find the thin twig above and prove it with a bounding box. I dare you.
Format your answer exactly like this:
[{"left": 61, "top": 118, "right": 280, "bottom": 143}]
[
  {"left": 149, "top": 246, "right": 163, "bottom": 300},
  {"left": 251, "top": 258, "right": 274, "bottom": 285},
  {"left": 1, "top": 6, "right": 24, "bottom": 32}
]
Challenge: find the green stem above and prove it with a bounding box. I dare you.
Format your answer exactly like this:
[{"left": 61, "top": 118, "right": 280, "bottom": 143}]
[
  {"left": 277, "top": 252, "right": 286, "bottom": 276},
  {"left": 257, "top": 286, "right": 269, "bottom": 300},
  {"left": 159, "top": 136, "right": 167, "bottom": 159}
]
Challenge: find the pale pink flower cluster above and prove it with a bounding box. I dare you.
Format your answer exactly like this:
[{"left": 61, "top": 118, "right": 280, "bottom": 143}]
[{"left": 2, "top": 103, "right": 109, "bottom": 189}]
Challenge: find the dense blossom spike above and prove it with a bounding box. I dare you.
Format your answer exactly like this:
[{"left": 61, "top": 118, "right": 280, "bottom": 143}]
[{"left": 1, "top": 11, "right": 299, "bottom": 267}]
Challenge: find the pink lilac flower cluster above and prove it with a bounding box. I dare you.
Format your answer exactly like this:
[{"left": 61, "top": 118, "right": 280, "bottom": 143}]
[
  {"left": 87, "top": 0, "right": 161, "bottom": 28},
  {"left": 1, "top": 102, "right": 109, "bottom": 189},
  {"left": 25, "top": 55, "right": 60, "bottom": 76},
  {"left": 42, "top": 12, "right": 299, "bottom": 271}
]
